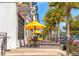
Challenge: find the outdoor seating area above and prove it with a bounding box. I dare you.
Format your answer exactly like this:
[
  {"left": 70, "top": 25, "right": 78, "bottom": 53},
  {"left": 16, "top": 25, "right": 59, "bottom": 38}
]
[{"left": 24, "top": 20, "right": 47, "bottom": 48}]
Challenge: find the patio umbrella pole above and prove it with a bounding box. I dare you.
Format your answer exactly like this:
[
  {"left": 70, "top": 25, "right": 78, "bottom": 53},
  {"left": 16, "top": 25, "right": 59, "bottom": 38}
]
[{"left": 33, "top": 26, "right": 38, "bottom": 47}]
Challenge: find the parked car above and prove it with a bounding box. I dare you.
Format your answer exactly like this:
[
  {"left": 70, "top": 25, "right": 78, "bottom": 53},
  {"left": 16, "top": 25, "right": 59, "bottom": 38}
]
[
  {"left": 60, "top": 37, "right": 73, "bottom": 44},
  {"left": 61, "top": 37, "right": 79, "bottom": 50},
  {"left": 60, "top": 37, "right": 74, "bottom": 50},
  {"left": 72, "top": 38, "right": 79, "bottom": 46}
]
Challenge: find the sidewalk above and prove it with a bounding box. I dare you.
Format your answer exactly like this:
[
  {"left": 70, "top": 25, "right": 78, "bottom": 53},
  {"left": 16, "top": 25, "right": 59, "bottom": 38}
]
[
  {"left": 0, "top": 40, "right": 66, "bottom": 56},
  {"left": 4, "top": 48, "right": 66, "bottom": 56}
]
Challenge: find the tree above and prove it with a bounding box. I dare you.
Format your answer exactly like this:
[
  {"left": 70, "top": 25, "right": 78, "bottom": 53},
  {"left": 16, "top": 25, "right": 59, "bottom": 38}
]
[
  {"left": 43, "top": 9, "right": 57, "bottom": 41},
  {"left": 48, "top": 2, "right": 79, "bottom": 56},
  {"left": 64, "top": 20, "right": 79, "bottom": 36},
  {"left": 44, "top": 7, "right": 66, "bottom": 43},
  {"left": 48, "top": 2, "right": 79, "bottom": 39}
]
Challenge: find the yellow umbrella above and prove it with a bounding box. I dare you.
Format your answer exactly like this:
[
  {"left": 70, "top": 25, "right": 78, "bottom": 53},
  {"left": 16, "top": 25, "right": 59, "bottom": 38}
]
[
  {"left": 24, "top": 20, "right": 46, "bottom": 30},
  {"left": 33, "top": 30, "right": 43, "bottom": 41},
  {"left": 33, "top": 30, "right": 42, "bottom": 34},
  {"left": 38, "top": 37, "right": 43, "bottom": 41}
]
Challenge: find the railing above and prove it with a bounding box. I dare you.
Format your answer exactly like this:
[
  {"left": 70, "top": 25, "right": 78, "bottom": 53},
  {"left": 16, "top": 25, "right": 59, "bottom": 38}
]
[{"left": 0, "top": 32, "right": 8, "bottom": 56}]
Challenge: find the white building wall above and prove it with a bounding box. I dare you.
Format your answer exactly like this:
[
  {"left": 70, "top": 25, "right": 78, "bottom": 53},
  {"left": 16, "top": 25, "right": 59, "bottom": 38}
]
[{"left": 0, "top": 3, "right": 18, "bottom": 49}]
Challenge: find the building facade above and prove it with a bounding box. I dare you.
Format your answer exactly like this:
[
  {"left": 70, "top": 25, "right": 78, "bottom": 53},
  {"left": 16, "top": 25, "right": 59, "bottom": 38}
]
[
  {"left": 0, "top": 3, "right": 18, "bottom": 49},
  {"left": 0, "top": 2, "right": 39, "bottom": 50}
]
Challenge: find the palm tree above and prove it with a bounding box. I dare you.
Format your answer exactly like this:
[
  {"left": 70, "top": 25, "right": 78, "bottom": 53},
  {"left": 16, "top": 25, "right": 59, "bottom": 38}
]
[
  {"left": 43, "top": 9, "right": 57, "bottom": 41},
  {"left": 48, "top": 2, "right": 79, "bottom": 56},
  {"left": 52, "top": 8, "right": 66, "bottom": 44},
  {"left": 44, "top": 8, "right": 66, "bottom": 43},
  {"left": 49, "top": 2, "right": 79, "bottom": 40},
  {"left": 43, "top": 9, "right": 54, "bottom": 41}
]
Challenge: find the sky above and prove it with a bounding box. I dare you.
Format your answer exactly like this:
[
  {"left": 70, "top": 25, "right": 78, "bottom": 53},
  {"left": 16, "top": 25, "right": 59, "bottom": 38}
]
[
  {"left": 71, "top": 8, "right": 79, "bottom": 16},
  {"left": 37, "top": 2, "right": 48, "bottom": 24},
  {"left": 37, "top": 2, "right": 79, "bottom": 31}
]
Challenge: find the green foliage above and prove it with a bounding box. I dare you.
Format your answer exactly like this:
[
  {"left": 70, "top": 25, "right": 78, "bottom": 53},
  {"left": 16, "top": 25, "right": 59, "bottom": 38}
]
[
  {"left": 48, "top": 2, "right": 79, "bottom": 9},
  {"left": 69, "top": 44, "right": 78, "bottom": 56},
  {"left": 63, "top": 20, "right": 79, "bottom": 35},
  {"left": 72, "top": 52, "right": 78, "bottom": 56},
  {"left": 48, "top": 2, "right": 79, "bottom": 36},
  {"left": 44, "top": 8, "right": 66, "bottom": 22},
  {"left": 70, "top": 20, "right": 79, "bottom": 29},
  {"left": 48, "top": 2, "right": 79, "bottom": 18},
  {"left": 43, "top": 8, "right": 67, "bottom": 33},
  {"left": 43, "top": 2, "right": 79, "bottom": 41}
]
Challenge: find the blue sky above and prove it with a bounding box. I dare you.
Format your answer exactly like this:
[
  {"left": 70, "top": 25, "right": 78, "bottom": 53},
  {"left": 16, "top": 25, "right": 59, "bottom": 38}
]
[
  {"left": 37, "top": 2, "right": 79, "bottom": 31},
  {"left": 71, "top": 8, "right": 79, "bottom": 16},
  {"left": 37, "top": 2, "right": 48, "bottom": 24}
]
